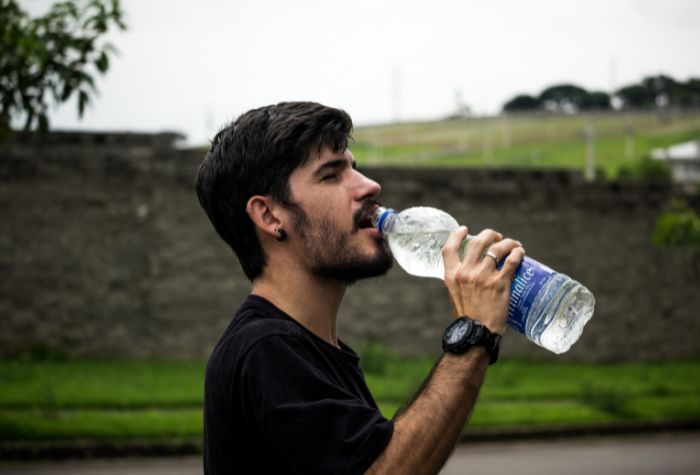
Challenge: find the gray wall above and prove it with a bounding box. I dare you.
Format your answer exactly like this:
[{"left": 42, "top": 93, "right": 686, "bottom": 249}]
[{"left": 1, "top": 132, "right": 699, "bottom": 362}]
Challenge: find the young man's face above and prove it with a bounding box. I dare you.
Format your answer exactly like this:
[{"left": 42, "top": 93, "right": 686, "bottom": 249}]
[{"left": 284, "top": 146, "right": 392, "bottom": 283}]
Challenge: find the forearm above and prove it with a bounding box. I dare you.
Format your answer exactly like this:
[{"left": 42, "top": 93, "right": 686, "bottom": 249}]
[{"left": 366, "top": 347, "right": 490, "bottom": 475}]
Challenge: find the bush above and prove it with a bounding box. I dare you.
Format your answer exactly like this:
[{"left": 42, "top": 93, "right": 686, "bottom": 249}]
[
  {"left": 652, "top": 206, "right": 700, "bottom": 249},
  {"left": 617, "top": 157, "right": 672, "bottom": 183},
  {"left": 357, "top": 341, "right": 392, "bottom": 375},
  {"left": 580, "top": 382, "right": 629, "bottom": 416}
]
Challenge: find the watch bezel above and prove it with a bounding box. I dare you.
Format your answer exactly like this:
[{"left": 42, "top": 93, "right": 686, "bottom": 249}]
[{"left": 442, "top": 316, "right": 501, "bottom": 365}]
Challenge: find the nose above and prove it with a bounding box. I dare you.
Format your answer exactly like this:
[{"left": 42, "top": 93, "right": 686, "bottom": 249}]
[{"left": 353, "top": 168, "right": 381, "bottom": 201}]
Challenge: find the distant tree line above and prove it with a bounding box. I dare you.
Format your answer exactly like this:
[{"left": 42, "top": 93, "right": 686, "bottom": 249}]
[{"left": 502, "top": 75, "right": 700, "bottom": 114}]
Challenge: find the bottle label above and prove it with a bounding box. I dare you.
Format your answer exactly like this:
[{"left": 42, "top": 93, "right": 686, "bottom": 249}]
[{"left": 504, "top": 257, "right": 555, "bottom": 334}]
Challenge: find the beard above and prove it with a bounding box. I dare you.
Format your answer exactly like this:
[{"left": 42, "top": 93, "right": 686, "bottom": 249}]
[{"left": 288, "top": 202, "right": 393, "bottom": 285}]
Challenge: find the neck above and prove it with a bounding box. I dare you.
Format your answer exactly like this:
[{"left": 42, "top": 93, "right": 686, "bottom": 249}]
[{"left": 251, "top": 265, "right": 346, "bottom": 348}]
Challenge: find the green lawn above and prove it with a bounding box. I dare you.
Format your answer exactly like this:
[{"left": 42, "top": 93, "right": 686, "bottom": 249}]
[
  {"left": 1, "top": 358, "right": 699, "bottom": 441},
  {"left": 351, "top": 111, "right": 700, "bottom": 178}
]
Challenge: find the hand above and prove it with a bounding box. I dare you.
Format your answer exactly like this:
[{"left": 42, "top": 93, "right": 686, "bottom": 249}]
[{"left": 442, "top": 227, "right": 525, "bottom": 334}]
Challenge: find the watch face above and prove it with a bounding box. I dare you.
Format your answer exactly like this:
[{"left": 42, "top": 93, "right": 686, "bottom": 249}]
[{"left": 447, "top": 320, "right": 470, "bottom": 344}]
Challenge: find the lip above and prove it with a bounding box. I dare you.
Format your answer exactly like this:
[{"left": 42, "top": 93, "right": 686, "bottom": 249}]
[
  {"left": 362, "top": 227, "right": 383, "bottom": 238},
  {"left": 356, "top": 203, "right": 379, "bottom": 231}
]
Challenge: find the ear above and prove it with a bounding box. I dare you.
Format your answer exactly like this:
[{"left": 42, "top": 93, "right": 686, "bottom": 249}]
[{"left": 246, "top": 195, "right": 282, "bottom": 240}]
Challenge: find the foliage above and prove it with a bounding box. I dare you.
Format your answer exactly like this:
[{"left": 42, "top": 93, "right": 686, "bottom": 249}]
[
  {"left": 616, "top": 84, "right": 654, "bottom": 109},
  {"left": 0, "top": 0, "right": 126, "bottom": 139},
  {"left": 503, "top": 94, "right": 541, "bottom": 113},
  {"left": 580, "top": 91, "right": 611, "bottom": 111},
  {"left": 652, "top": 204, "right": 700, "bottom": 249},
  {"left": 617, "top": 74, "right": 700, "bottom": 110},
  {"left": 580, "top": 382, "right": 629, "bottom": 416},
  {"left": 502, "top": 85, "right": 610, "bottom": 114},
  {"left": 357, "top": 340, "right": 394, "bottom": 375},
  {"left": 539, "top": 83, "right": 589, "bottom": 113},
  {"left": 502, "top": 73, "right": 700, "bottom": 113},
  {"left": 616, "top": 157, "right": 672, "bottom": 183}
]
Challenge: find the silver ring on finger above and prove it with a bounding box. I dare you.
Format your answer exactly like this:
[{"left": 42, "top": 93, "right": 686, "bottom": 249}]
[{"left": 484, "top": 251, "right": 499, "bottom": 265}]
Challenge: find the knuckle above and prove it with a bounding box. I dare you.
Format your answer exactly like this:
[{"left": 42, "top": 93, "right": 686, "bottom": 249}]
[
  {"left": 456, "top": 268, "right": 475, "bottom": 283},
  {"left": 511, "top": 247, "right": 525, "bottom": 260},
  {"left": 479, "top": 229, "right": 501, "bottom": 243},
  {"left": 502, "top": 238, "right": 517, "bottom": 248}
]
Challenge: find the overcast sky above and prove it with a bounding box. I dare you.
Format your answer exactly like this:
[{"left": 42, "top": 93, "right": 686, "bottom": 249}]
[{"left": 24, "top": 0, "right": 700, "bottom": 146}]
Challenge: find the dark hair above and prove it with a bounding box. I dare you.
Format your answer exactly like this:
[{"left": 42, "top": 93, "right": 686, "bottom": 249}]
[{"left": 195, "top": 101, "right": 353, "bottom": 281}]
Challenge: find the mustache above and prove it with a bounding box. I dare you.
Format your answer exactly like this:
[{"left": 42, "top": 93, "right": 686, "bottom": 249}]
[{"left": 353, "top": 198, "right": 381, "bottom": 231}]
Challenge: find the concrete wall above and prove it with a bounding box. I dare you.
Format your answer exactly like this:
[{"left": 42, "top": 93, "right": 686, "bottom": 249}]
[{"left": 1, "top": 132, "right": 699, "bottom": 362}]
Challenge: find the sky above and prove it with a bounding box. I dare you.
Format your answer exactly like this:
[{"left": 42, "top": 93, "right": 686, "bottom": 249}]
[{"left": 23, "top": 0, "right": 700, "bottom": 146}]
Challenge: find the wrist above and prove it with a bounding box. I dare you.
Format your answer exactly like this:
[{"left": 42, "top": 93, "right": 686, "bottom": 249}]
[
  {"left": 483, "top": 321, "right": 506, "bottom": 336},
  {"left": 442, "top": 316, "right": 502, "bottom": 365}
]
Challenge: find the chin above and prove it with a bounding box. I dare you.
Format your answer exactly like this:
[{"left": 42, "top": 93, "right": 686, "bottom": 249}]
[{"left": 313, "top": 250, "right": 393, "bottom": 285}]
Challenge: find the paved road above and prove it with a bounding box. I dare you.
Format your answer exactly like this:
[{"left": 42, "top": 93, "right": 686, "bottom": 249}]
[
  {"left": 1, "top": 433, "right": 698, "bottom": 474},
  {"left": 441, "top": 433, "right": 700, "bottom": 475}
]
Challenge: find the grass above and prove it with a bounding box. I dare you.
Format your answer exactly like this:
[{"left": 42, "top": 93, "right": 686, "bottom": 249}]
[
  {"left": 1, "top": 357, "right": 699, "bottom": 441},
  {"left": 351, "top": 110, "right": 700, "bottom": 178},
  {"left": 0, "top": 409, "right": 202, "bottom": 440},
  {"left": 0, "top": 360, "right": 203, "bottom": 409}
]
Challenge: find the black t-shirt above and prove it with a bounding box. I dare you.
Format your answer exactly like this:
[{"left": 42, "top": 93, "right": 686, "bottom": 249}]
[{"left": 204, "top": 295, "right": 394, "bottom": 474}]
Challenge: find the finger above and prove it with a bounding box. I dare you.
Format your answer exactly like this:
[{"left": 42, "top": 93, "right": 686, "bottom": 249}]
[
  {"left": 482, "top": 250, "right": 500, "bottom": 267},
  {"left": 499, "top": 246, "right": 525, "bottom": 278},
  {"left": 464, "top": 229, "right": 502, "bottom": 265},
  {"left": 485, "top": 238, "right": 522, "bottom": 266},
  {"left": 442, "top": 226, "right": 469, "bottom": 274}
]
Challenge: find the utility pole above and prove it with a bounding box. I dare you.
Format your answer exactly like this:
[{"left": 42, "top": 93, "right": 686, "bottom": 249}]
[
  {"left": 585, "top": 116, "right": 596, "bottom": 181},
  {"left": 392, "top": 66, "right": 401, "bottom": 123},
  {"left": 624, "top": 113, "right": 635, "bottom": 160}
]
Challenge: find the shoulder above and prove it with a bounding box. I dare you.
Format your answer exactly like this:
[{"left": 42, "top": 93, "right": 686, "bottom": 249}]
[
  {"left": 208, "top": 296, "right": 314, "bottom": 372},
  {"left": 222, "top": 308, "right": 299, "bottom": 357}
]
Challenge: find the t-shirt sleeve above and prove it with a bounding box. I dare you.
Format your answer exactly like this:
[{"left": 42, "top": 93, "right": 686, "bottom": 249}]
[{"left": 239, "top": 334, "right": 394, "bottom": 475}]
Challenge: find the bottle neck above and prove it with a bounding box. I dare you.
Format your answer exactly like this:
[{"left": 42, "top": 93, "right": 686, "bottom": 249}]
[{"left": 371, "top": 206, "right": 397, "bottom": 233}]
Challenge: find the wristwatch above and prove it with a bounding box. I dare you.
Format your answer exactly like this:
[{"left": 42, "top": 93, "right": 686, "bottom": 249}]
[{"left": 442, "top": 316, "right": 502, "bottom": 365}]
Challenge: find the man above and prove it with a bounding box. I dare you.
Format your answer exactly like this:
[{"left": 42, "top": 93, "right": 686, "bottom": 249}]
[{"left": 196, "top": 101, "right": 524, "bottom": 474}]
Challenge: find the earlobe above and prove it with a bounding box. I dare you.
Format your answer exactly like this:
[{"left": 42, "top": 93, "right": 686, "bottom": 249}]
[
  {"left": 246, "top": 195, "right": 282, "bottom": 240},
  {"left": 275, "top": 228, "right": 287, "bottom": 242}
]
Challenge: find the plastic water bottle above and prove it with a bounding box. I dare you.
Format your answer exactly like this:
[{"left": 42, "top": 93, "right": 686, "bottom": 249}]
[{"left": 372, "top": 206, "right": 595, "bottom": 354}]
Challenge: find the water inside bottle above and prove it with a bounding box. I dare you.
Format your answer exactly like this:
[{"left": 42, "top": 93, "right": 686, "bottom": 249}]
[
  {"left": 383, "top": 207, "right": 460, "bottom": 279},
  {"left": 388, "top": 231, "right": 452, "bottom": 279},
  {"left": 529, "top": 277, "right": 596, "bottom": 354}
]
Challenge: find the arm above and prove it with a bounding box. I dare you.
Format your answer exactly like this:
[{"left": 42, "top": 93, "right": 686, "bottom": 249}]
[{"left": 366, "top": 227, "right": 524, "bottom": 475}]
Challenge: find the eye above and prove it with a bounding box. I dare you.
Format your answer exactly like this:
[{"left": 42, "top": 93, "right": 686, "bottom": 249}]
[{"left": 321, "top": 173, "right": 338, "bottom": 182}]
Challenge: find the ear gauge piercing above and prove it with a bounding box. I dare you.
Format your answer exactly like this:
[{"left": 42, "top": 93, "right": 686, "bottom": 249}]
[{"left": 275, "top": 228, "right": 287, "bottom": 242}]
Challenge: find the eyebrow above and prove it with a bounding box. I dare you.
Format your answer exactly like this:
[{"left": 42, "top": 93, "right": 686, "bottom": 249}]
[{"left": 312, "top": 157, "right": 356, "bottom": 177}]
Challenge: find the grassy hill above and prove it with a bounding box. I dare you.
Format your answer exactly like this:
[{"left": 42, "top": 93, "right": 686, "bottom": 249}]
[{"left": 351, "top": 110, "right": 700, "bottom": 178}]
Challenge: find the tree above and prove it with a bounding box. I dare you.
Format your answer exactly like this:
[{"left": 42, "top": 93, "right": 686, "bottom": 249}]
[
  {"left": 580, "top": 91, "right": 611, "bottom": 111},
  {"left": 616, "top": 75, "right": 700, "bottom": 110},
  {"left": 641, "top": 74, "right": 679, "bottom": 107},
  {"left": 0, "top": 0, "right": 126, "bottom": 140},
  {"left": 676, "top": 78, "right": 700, "bottom": 108},
  {"left": 502, "top": 94, "right": 541, "bottom": 113},
  {"left": 538, "top": 84, "right": 589, "bottom": 113},
  {"left": 615, "top": 84, "right": 654, "bottom": 109}
]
